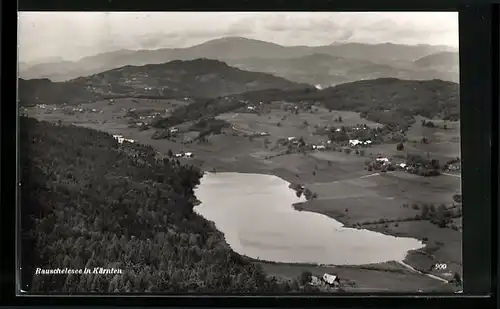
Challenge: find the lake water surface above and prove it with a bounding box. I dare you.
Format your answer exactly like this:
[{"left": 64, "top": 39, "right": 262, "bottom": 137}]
[{"left": 193, "top": 172, "right": 424, "bottom": 265}]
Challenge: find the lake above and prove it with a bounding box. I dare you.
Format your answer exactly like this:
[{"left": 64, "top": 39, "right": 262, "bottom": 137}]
[{"left": 193, "top": 172, "right": 424, "bottom": 265}]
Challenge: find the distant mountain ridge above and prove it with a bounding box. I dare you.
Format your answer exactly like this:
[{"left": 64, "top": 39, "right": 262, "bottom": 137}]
[
  {"left": 226, "top": 52, "right": 459, "bottom": 86},
  {"left": 19, "top": 37, "right": 459, "bottom": 84},
  {"left": 18, "top": 58, "right": 310, "bottom": 105}
]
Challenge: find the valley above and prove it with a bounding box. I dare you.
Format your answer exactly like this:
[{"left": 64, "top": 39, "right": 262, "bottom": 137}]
[
  {"left": 18, "top": 17, "right": 461, "bottom": 293},
  {"left": 22, "top": 73, "right": 462, "bottom": 292}
]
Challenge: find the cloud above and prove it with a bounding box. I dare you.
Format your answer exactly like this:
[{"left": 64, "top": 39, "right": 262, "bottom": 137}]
[{"left": 18, "top": 12, "right": 458, "bottom": 62}]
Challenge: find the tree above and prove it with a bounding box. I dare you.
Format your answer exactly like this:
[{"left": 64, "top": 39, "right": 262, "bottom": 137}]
[
  {"left": 453, "top": 272, "right": 462, "bottom": 285},
  {"left": 430, "top": 159, "right": 440, "bottom": 170},
  {"left": 299, "top": 271, "right": 312, "bottom": 285},
  {"left": 167, "top": 149, "right": 173, "bottom": 158},
  {"left": 396, "top": 143, "right": 404, "bottom": 151},
  {"left": 298, "top": 137, "right": 305, "bottom": 146},
  {"left": 338, "top": 116, "right": 343, "bottom": 122},
  {"left": 421, "top": 204, "right": 430, "bottom": 219}
]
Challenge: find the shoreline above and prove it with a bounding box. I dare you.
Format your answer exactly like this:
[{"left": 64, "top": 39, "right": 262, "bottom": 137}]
[
  {"left": 194, "top": 166, "right": 454, "bottom": 284},
  {"left": 30, "top": 116, "right": 460, "bottom": 291}
]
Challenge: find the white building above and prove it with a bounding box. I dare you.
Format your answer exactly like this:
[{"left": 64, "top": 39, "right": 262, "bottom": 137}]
[
  {"left": 316, "top": 145, "right": 326, "bottom": 150},
  {"left": 322, "top": 273, "right": 340, "bottom": 286},
  {"left": 112, "top": 135, "right": 134, "bottom": 144},
  {"left": 376, "top": 158, "right": 390, "bottom": 165},
  {"left": 349, "top": 139, "right": 361, "bottom": 146},
  {"left": 287, "top": 137, "right": 296, "bottom": 141}
]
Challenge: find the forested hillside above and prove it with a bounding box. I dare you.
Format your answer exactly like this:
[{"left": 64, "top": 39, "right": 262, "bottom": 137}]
[
  {"left": 239, "top": 78, "right": 459, "bottom": 129},
  {"left": 20, "top": 117, "right": 312, "bottom": 293}
]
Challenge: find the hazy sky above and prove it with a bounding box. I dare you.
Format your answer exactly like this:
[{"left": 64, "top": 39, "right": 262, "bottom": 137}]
[{"left": 18, "top": 12, "right": 459, "bottom": 63}]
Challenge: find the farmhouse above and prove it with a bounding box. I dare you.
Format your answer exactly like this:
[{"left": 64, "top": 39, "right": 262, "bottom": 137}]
[
  {"left": 112, "top": 135, "right": 134, "bottom": 144},
  {"left": 287, "top": 137, "right": 296, "bottom": 141},
  {"left": 349, "top": 139, "right": 372, "bottom": 147},
  {"left": 313, "top": 145, "right": 326, "bottom": 150},
  {"left": 175, "top": 152, "right": 194, "bottom": 158},
  {"left": 445, "top": 162, "right": 461, "bottom": 172},
  {"left": 349, "top": 139, "right": 361, "bottom": 147},
  {"left": 169, "top": 128, "right": 179, "bottom": 134},
  {"left": 376, "top": 157, "right": 390, "bottom": 164},
  {"left": 247, "top": 106, "right": 256, "bottom": 111},
  {"left": 322, "top": 273, "right": 340, "bottom": 287}
]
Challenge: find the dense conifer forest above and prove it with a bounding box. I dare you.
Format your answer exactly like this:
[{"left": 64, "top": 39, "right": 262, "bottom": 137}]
[{"left": 20, "top": 117, "right": 314, "bottom": 293}]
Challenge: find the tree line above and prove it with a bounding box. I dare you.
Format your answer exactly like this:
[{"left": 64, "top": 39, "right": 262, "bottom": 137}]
[{"left": 20, "top": 117, "right": 317, "bottom": 294}]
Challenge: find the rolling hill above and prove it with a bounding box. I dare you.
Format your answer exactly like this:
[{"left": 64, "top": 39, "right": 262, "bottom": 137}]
[
  {"left": 18, "top": 78, "right": 99, "bottom": 106},
  {"left": 18, "top": 59, "right": 310, "bottom": 105},
  {"left": 19, "top": 37, "right": 458, "bottom": 83},
  {"left": 237, "top": 78, "right": 460, "bottom": 126}
]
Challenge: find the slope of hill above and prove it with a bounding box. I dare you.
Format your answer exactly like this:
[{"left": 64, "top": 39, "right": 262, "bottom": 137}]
[
  {"left": 228, "top": 53, "right": 460, "bottom": 87},
  {"left": 414, "top": 51, "right": 459, "bottom": 69},
  {"left": 18, "top": 59, "right": 310, "bottom": 105},
  {"left": 18, "top": 37, "right": 457, "bottom": 82},
  {"left": 315, "top": 42, "right": 456, "bottom": 62},
  {"left": 18, "top": 78, "right": 99, "bottom": 106},
  {"left": 70, "top": 59, "right": 311, "bottom": 98},
  {"left": 238, "top": 78, "right": 459, "bottom": 127},
  {"left": 20, "top": 117, "right": 316, "bottom": 293}
]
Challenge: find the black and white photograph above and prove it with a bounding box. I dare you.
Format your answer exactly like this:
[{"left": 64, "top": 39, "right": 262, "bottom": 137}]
[{"left": 18, "top": 11, "right": 462, "bottom": 294}]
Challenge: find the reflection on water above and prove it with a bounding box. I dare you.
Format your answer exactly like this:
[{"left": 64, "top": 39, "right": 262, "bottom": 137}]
[{"left": 194, "top": 172, "right": 424, "bottom": 265}]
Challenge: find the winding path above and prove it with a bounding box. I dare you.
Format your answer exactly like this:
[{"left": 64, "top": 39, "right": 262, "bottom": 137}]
[{"left": 396, "top": 261, "right": 449, "bottom": 283}]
